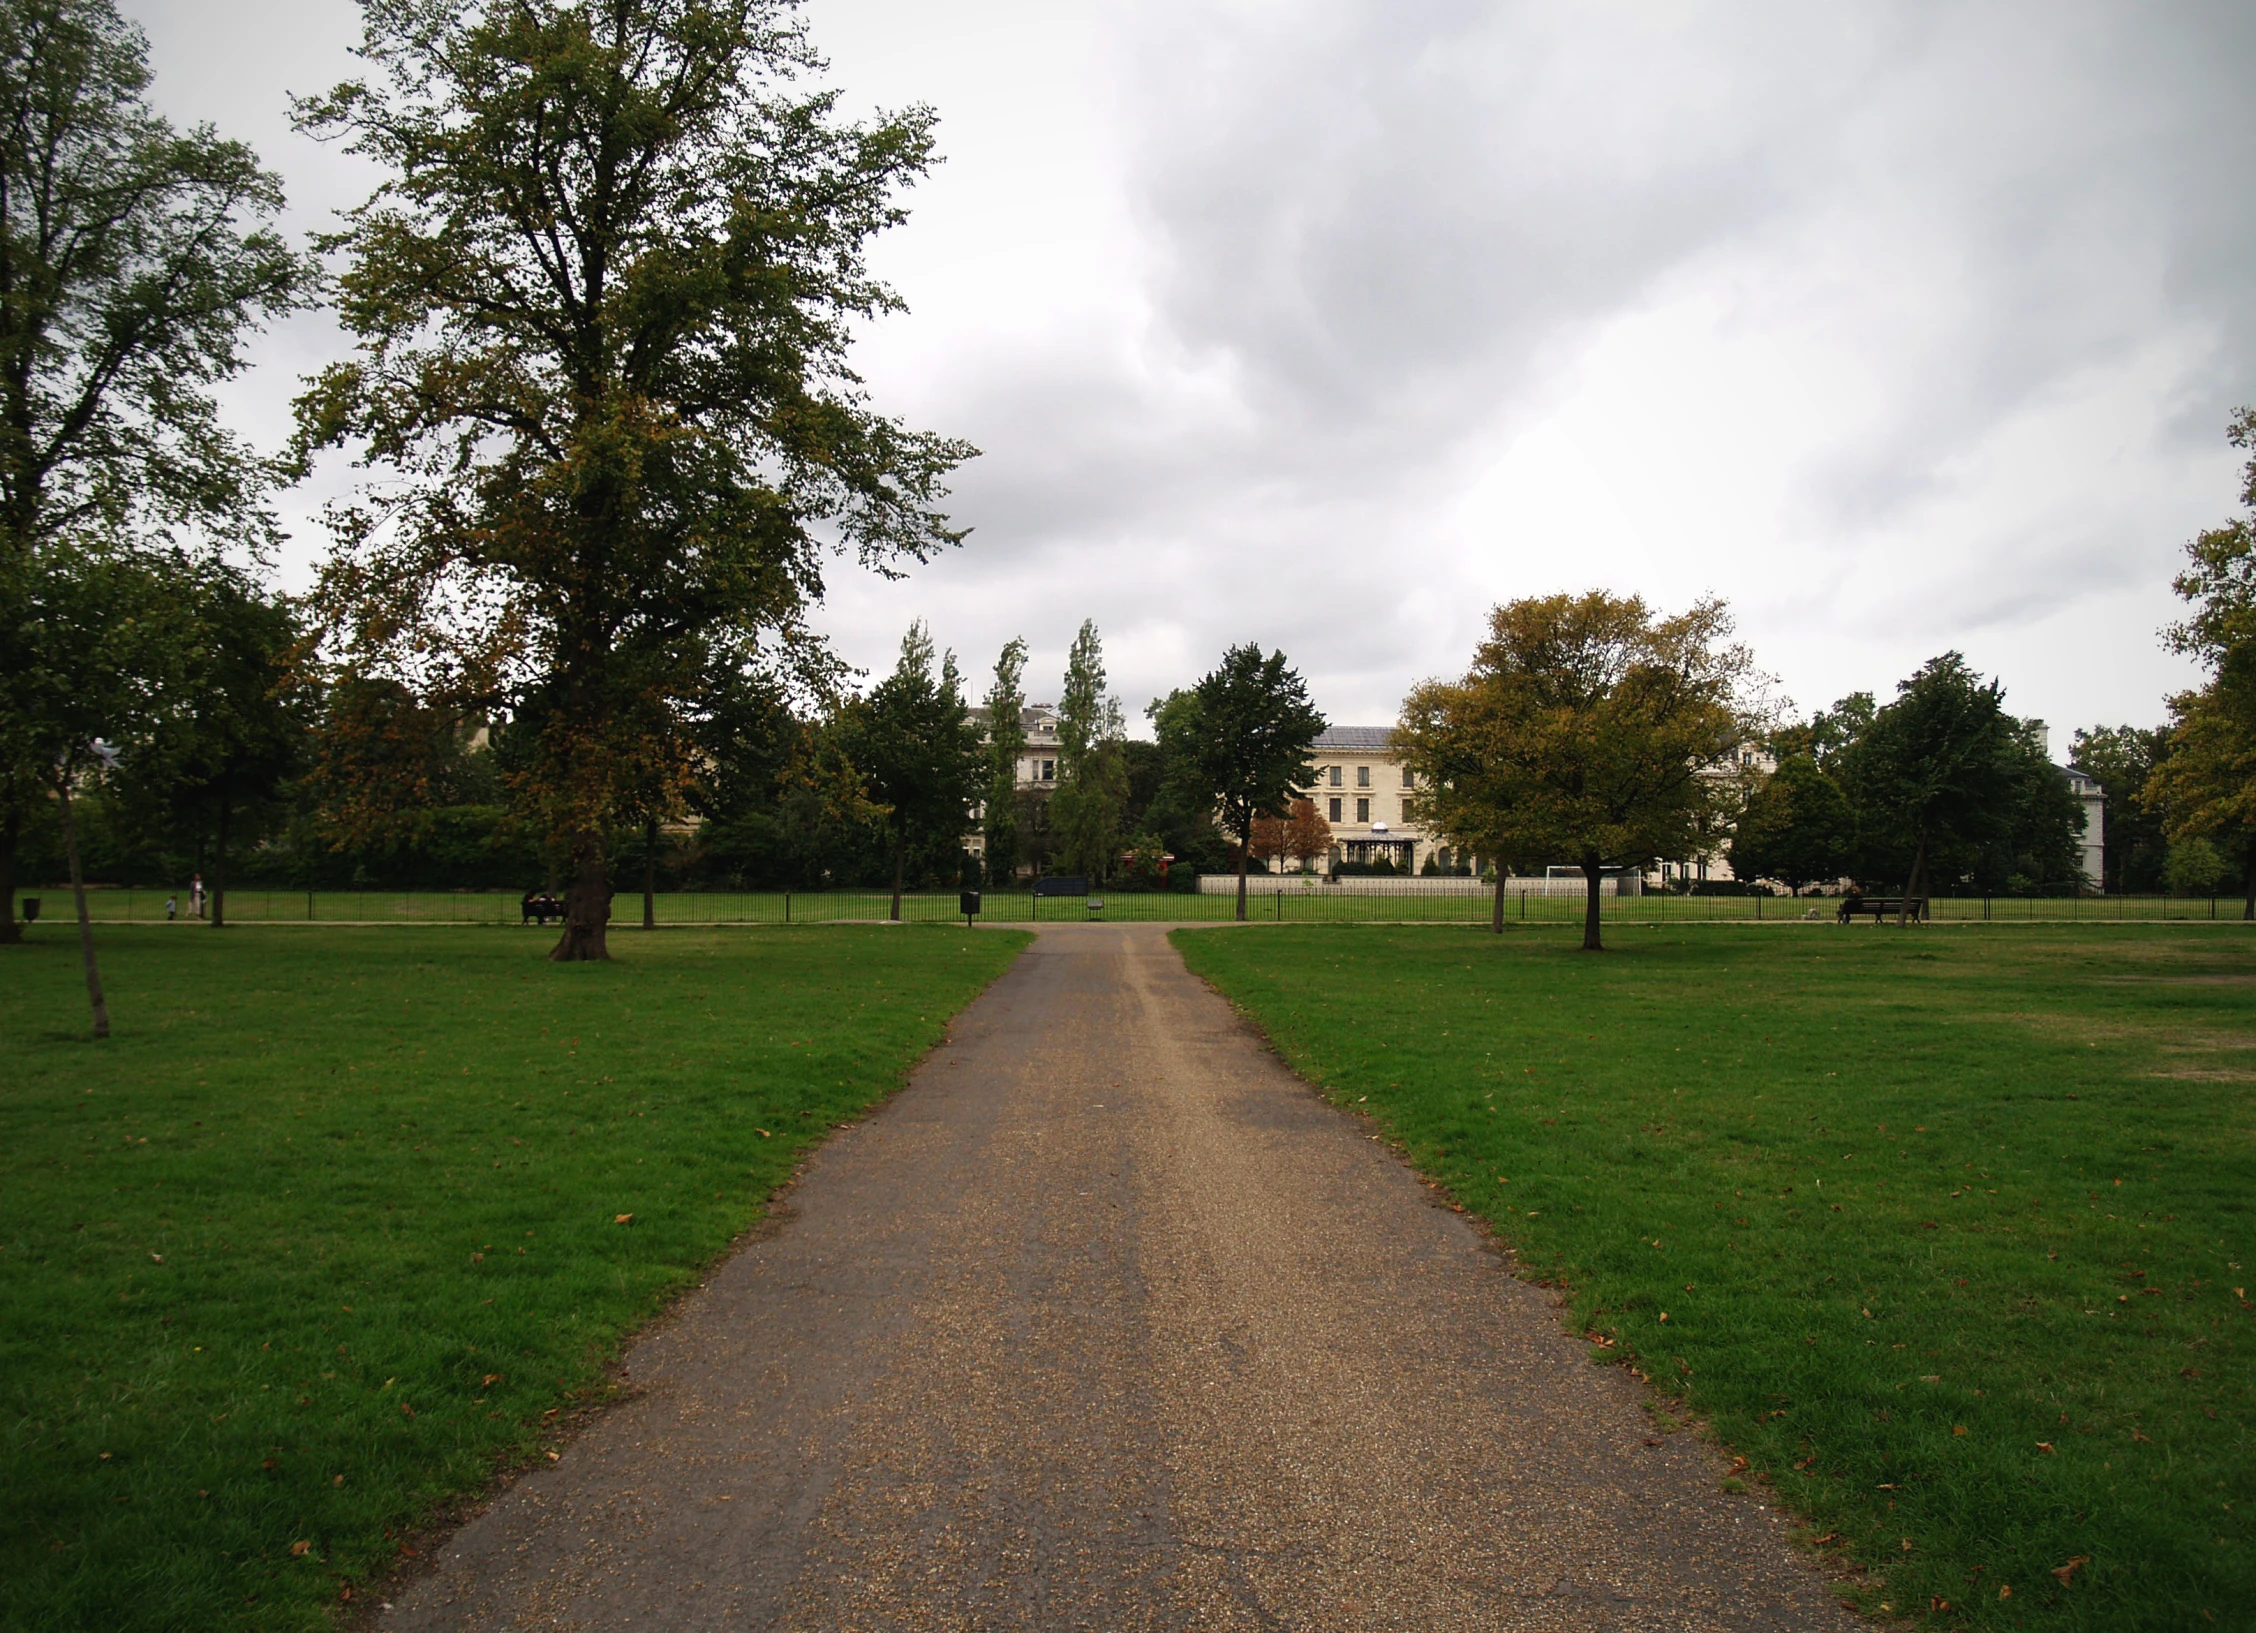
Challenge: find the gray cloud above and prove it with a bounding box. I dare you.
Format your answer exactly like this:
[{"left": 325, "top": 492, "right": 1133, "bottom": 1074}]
[{"left": 118, "top": 0, "right": 2255, "bottom": 731}]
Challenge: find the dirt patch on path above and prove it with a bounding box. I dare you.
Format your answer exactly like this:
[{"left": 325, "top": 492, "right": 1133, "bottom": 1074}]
[{"left": 385, "top": 923, "right": 1854, "bottom": 1631}]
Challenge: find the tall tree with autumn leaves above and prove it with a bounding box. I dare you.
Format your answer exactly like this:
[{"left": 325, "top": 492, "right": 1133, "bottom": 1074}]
[
  {"left": 297, "top": 0, "right": 973, "bottom": 959},
  {"left": 1398, "top": 594, "right": 1759, "bottom": 950},
  {"left": 2145, "top": 408, "right": 2256, "bottom": 917}
]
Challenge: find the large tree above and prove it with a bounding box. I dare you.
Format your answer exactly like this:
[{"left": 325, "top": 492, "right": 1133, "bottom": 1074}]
[
  {"left": 1049, "top": 619, "right": 1127, "bottom": 882},
  {"left": 1397, "top": 593, "right": 1756, "bottom": 950},
  {"left": 839, "top": 622, "right": 981, "bottom": 920},
  {"left": 298, "top": 0, "right": 973, "bottom": 961},
  {"left": 0, "top": 0, "right": 307, "bottom": 952},
  {"left": 1833, "top": 654, "right": 2027, "bottom": 923},
  {"left": 2144, "top": 409, "right": 2256, "bottom": 916},
  {"left": 1155, "top": 643, "right": 1324, "bottom": 921}
]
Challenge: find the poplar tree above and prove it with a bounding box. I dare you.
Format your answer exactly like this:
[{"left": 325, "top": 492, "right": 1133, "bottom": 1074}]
[
  {"left": 981, "top": 636, "right": 1028, "bottom": 884},
  {"left": 297, "top": 0, "right": 973, "bottom": 960},
  {"left": 1050, "top": 619, "right": 1126, "bottom": 881}
]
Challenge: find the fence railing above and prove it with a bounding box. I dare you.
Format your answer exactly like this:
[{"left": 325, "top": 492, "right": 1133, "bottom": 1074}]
[{"left": 16, "top": 885, "right": 2254, "bottom": 926}]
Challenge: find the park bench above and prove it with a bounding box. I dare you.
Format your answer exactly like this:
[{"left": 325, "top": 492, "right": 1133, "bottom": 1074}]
[
  {"left": 1030, "top": 876, "right": 1100, "bottom": 917},
  {"left": 521, "top": 892, "right": 564, "bottom": 926},
  {"left": 1837, "top": 895, "right": 1929, "bottom": 924}
]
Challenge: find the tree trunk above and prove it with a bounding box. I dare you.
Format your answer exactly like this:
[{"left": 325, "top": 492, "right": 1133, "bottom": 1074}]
[
  {"left": 1235, "top": 833, "right": 1249, "bottom": 922},
  {"left": 1491, "top": 871, "right": 1506, "bottom": 935},
  {"left": 57, "top": 774, "right": 110, "bottom": 1038},
  {"left": 1581, "top": 851, "right": 1605, "bottom": 951},
  {"left": 549, "top": 831, "right": 612, "bottom": 961},
  {"left": 1896, "top": 837, "right": 1927, "bottom": 928},
  {"left": 0, "top": 803, "right": 20, "bottom": 946},
  {"left": 210, "top": 789, "right": 231, "bottom": 930},
  {"left": 642, "top": 816, "right": 658, "bottom": 930},
  {"left": 890, "top": 839, "right": 905, "bottom": 923}
]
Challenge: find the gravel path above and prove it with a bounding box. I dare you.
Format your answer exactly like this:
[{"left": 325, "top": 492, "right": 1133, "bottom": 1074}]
[{"left": 385, "top": 923, "right": 1857, "bottom": 1631}]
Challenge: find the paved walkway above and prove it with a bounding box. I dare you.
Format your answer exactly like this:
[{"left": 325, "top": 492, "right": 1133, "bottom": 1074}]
[{"left": 388, "top": 924, "right": 1855, "bottom": 1631}]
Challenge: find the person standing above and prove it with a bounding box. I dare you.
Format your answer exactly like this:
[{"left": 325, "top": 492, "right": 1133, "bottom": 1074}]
[
  {"left": 189, "top": 873, "right": 205, "bottom": 919},
  {"left": 165, "top": 895, "right": 178, "bottom": 921}
]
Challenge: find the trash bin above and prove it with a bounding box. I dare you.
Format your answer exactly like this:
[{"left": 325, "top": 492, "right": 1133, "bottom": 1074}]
[
  {"left": 20, "top": 897, "right": 38, "bottom": 922},
  {"left": 958, "top": 890, "right": 980, "bottom": 925}
]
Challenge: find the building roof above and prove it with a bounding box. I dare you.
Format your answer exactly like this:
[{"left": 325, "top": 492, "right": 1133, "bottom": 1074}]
[{"left": 1312, "top": 725, "right": 1396, "bottom": 752}]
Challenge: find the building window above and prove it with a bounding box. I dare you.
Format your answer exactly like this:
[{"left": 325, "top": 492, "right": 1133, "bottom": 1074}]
[
  {"left": 1041, "top": 760, "right": 1055, "bottom": 781},
  {"left": 1356, "top": 765, "right": 1370, "bottom": 788},
  {"left": 1400, "top": 800, "right": 1411, "bottom": 823},
  {"left": 1355, "top": 797, "right": 1369, "bottom": 822},
  {"left": 1327, "top": 765, "right": 1342, "bottom": 787},
  {"left": 1328, "top": 796, "right": 1341, "bottom": 822},
  {"left": 1401, "top": 766, "right": 1414, "bottom": 788}
]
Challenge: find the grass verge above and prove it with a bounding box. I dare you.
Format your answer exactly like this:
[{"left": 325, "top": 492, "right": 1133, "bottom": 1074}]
[
  {"left": 1, "top": 923, "right": 1026, "bottom": 1631},
  {"left": 1173, "top": 923, "right": 2254, "bottom": 1631}
]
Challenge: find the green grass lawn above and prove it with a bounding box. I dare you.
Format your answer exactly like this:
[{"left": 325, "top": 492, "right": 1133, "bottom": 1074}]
[
  {"left": 0, "top": 923, "right": 1026, "bottom": 1633},
  {"left": 1174, "top": 923, "right": 2255, "bottom": 1631}
]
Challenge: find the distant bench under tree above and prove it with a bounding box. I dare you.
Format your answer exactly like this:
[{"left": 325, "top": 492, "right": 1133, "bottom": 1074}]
[
  {"left": 1030, "top": 876, "right": 1097, "bottom": 918},
  {"left": 1837, "top": 894, "right": 1929, "bottom": 924}
]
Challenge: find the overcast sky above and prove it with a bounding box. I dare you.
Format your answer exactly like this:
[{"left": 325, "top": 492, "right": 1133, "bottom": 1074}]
[{"left": 119, "top": 0, "right": 2256, "bottom": 743}]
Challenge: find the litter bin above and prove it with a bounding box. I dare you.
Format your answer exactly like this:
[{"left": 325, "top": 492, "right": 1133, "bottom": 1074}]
[
  {"left": 959, "top": 889, "right": 980, "bottom": 927},
  {"left": 20, "top": 897, "right": 38, "bottom": 923}
]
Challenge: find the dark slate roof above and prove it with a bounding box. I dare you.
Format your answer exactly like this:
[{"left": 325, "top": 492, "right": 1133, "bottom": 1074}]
[{"left": 1312, "top": 725, "right": 1396, "bottom": 751}]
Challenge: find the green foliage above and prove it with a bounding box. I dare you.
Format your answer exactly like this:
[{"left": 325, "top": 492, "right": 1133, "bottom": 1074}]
[
  {"left": 1728, "top": 754, "right": 1852, "bottom": 892},
  {"left": 2144, "top": 412, "right": 2256, "bottom": 912},
  {"left": 1397, "top": 593, "right": 1756, "bottom": 947},
  {"left": 0, "top": 0, "right": 308, "bottom": 554},
  {"left": 2071, "top": 726, "right": 2171, "bottom": 892},
  {"left": 1048, "top": 620, "right": 1128, "bottom": 881},
  {"left": 837, "top": 622, "right": 982, "bottom": 909},
  {"left": 296, "top": 0, "right": 972, "bottom": 951},
  {"left": 980, "top": 637, "right": 1028, "bottom": 884},
  {"left": 1178, "top": 924, "right": 2256, "bottom": 1632},
  {"left": 2162, "top": 837, "right": 2229, "bottom": 895},
  {"left": 1154, "top": 643, "right": 1324, "bottom": 914},
  {"left": 1834, "top": 655, "right": 2054, "bottom": 896},
  {"left": 0, "top": 923, "right": 1026, "bottom": 1631},
  {"left": 1139, "top": 689, "right": 1231, "bottom": 874},
  {"left": 0, "top": 0, "right": 308, "bottom": 940}
]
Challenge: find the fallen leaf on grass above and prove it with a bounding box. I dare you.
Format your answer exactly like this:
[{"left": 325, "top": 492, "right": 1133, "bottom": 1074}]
[
  {"left": 290, "top": 1541, "right": 311, "bottom": 1557},
  {"left": 1953, "top": 1425, "right": 1969, "bottom": 1436},
  {"left": 2037, "top": 1441, "right": 2056, "bottom": 1454},
  {"left": 755, "top": 1128, "right": 772, "bottom": 1138},
  {"left": 2052, "top": 1555, "right": 2090, "bottom": 1584},
  {"left": 614, "top": 1214, "right": 633, "bottom": 1225},
  {"left": 1999, "top": 1584, "right": 2013, "bottom": 1599},
  {"left": 482, "top": 1373, "right": 499, "bottom": 1387}
]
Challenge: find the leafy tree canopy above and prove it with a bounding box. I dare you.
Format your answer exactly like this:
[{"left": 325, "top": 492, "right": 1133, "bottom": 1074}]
[
  {"left": 296, "top": 0, "right": 973, "bottom": 958},
  {"left": 1155, "top": 642, "right": 1324, "bottom": 919},
  {"left": 1398, "top": 593, "right": 1756, "bottom": 948},
  {"left": 838, "top": 621, "right": 980, "bottom": 918},
  {"left": 1728, "top": 754, "right": 1851, "bottom": 894},
  {"left": 1049, "top": 619, "right": 1127, "bottom": 882}
]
